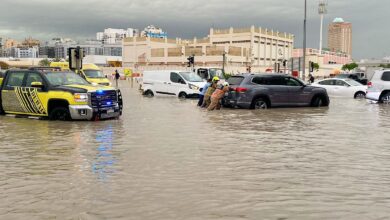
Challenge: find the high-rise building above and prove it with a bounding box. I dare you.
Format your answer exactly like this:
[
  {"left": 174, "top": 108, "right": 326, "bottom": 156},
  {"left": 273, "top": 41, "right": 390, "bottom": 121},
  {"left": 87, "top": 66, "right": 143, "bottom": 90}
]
[{"left": 327, "top": 18, "right": 352, "bottom": 56}]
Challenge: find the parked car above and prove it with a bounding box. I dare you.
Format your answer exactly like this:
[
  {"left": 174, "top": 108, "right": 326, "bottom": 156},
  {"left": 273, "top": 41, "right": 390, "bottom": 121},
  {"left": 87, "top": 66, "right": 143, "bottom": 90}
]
[
  {"left": 311, "top": 78, "right": 366, "bottom": 98},
  {"left": 142, "top": 70, "right": 206, "bottom": 98},
  {"left": 366, "top": 69, "right": 390, "bottom": 103},
  {"left": 335, "top": 73, "right": 368, "bottom": 85},
  {"left": 224, "top": 74, "right": 329, "bottom": 109}
]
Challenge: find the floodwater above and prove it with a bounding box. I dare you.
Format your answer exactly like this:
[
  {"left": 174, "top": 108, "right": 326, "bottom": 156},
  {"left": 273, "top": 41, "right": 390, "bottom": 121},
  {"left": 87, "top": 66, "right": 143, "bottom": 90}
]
[{"left": 1, "top": 82, "right": 390, "bottom": 220}]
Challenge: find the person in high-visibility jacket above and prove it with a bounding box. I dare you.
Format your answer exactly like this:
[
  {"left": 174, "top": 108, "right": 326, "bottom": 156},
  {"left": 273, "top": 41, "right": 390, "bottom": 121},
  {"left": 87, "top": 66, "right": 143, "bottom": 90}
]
[
  {"left": 208, "top": 82, "right": 230, "bottom": 111},
  {"left": 202, "top": 77, "right": 219, "bottom": 108}
]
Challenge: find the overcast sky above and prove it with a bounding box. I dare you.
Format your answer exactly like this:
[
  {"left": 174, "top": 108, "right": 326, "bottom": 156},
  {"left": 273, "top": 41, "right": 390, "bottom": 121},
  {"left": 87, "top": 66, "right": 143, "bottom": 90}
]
[{"left": 0, "top": 0, "right": 388, "bottom": 59}]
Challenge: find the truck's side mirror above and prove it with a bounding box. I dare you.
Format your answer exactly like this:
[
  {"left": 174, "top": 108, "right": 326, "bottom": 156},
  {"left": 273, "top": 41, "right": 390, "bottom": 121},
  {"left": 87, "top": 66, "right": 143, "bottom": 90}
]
[{"left": 31, "top": 82, "right": 44, "bottom": 89}]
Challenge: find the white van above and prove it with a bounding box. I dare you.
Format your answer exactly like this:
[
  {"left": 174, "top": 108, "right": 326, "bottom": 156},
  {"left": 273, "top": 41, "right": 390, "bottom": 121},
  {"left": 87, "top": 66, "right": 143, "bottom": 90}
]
[{"left": 142, "top": 70, "right": 206, "bottom": 98}]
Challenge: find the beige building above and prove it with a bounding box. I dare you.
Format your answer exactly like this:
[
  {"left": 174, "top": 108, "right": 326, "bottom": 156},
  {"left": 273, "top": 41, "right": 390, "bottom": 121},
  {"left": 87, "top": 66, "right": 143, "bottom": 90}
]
[
  {"left": 328, "top": 18, "right": 352, "bottom": 56},
  {"left": 4, "top": 38, "right": 19, "bottom": 49},
  {"left": 122, "top": 26, "right": 294, "bottom": 70}
]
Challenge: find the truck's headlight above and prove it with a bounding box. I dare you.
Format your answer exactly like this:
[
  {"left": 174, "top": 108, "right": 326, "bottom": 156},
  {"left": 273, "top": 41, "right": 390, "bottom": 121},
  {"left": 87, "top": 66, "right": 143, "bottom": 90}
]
[
  {"left": 188, "top": 84, "right": 199, "bottom": 91},
  {"left": 74, "top": 93, "right": 88, "bottom": 102}
]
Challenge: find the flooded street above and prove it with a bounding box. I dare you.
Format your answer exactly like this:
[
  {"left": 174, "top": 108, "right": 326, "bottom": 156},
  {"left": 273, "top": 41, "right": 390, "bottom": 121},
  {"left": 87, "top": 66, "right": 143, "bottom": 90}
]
[{"left": 1, "top": 83, "right": 390, "bottom": 220}]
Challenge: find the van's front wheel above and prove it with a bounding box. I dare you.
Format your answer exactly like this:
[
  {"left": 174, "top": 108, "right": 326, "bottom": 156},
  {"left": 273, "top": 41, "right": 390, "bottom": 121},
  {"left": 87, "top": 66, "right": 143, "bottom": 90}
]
[
  {"left": 178, "top": 92, "right": 187, "bottom": 99},
  {"left": 144, "top": 90, "right": 154, "bottom": 97}
]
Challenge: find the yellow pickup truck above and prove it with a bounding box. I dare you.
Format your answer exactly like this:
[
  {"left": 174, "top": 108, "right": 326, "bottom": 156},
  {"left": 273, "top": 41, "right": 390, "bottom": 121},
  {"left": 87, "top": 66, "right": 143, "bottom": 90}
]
[
  {"left": 0, "top": 72, "right": 3, "bottom": 86},
  {"left": 50, "top": 62, "right": 111, "bottom": 86},
  {"left": 0, "top": 69, "right": 122, "bottom": 120}
]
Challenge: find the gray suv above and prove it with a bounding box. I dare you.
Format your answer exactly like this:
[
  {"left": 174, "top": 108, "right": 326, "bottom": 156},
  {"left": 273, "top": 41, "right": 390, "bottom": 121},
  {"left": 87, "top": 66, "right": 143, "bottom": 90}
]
[{"left": 224, "top": 74, "right": 329, "bottom": 109}]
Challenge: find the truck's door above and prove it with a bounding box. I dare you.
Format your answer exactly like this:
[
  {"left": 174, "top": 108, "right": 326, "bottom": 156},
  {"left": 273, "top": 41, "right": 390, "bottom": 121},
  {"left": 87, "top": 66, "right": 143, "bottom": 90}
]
[
  {"left": 1, "top": 71, "right": 27, "bottom": 113},
  {"left": 23, "top": 72, "right": 48, "bottom": 116},
  {"left": 1, "top": 71, "right": 48, "bottom": 116}
]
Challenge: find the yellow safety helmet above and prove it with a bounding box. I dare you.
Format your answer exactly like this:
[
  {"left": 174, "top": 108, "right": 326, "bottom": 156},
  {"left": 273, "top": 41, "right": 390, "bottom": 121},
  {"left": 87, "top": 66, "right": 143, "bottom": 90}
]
[{"left": 212, "top": 76, "right": 220, "bottom": 82}]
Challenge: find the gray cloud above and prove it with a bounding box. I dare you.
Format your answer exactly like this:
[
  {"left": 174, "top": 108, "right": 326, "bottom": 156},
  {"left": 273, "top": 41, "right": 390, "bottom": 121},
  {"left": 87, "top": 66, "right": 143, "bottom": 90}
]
[{"left": 0, "top": 0, "right": 388, "bottom": 59}]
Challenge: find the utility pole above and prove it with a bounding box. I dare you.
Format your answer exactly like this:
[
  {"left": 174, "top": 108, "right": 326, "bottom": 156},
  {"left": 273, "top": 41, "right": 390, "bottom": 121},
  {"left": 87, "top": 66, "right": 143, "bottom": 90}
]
[
  {"left": 319, "top": 0, "right": 328, "bottom": 55},
  {"left": 222, "top": 52, "right": 226, "bottom": 73},
  {"left": 302, "top": 0, "right": 307, "bottom": 81}
]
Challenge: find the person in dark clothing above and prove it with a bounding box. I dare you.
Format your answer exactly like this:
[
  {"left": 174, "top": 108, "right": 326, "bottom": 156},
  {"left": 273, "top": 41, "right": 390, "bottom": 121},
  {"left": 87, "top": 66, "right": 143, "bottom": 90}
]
[
  {"left": 309, "top": 74, "right": 315, "bottom": 84},
  {"left": 198, "top": 79, "right": 212, "bottom": 107},
  {"left": 115, "top": 70, "right": 120, "bottom": 88}
]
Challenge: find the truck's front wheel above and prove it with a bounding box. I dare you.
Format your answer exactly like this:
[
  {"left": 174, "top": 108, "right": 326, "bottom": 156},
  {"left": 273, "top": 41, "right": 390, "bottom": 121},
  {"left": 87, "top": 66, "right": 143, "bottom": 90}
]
[{"left": 49, "top": 107, "right": 71, "bottom": 121}]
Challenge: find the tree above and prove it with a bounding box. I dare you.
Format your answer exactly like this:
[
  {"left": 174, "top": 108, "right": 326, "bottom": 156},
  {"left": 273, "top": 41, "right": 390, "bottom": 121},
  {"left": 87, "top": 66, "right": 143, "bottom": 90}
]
[
  {"left": 342, "top": 62, "right": 358, "bottom": 71},
  {"left": 313, "top": 62, "right": 320, "bottom": 70},
  {"left": 38, "top": 59, "right": 51, "bottom": 67},
  {"left": 379, "top": 64, "right": 390, "bottom": 68}
]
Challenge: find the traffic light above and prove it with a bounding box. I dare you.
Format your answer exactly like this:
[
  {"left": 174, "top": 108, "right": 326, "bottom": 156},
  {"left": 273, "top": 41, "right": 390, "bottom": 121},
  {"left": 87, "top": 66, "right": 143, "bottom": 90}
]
[
  {"left": 187, "top": 55, "right": 195, "bottom": 67},
  {"left": 75, "top": 49, "right": 80, "bottom": 59},
  {"left": 247, "top": 66, "right": 251, "bottom": 73},
  {"left": 283, "top": 60, "right": 287, "bottom": 67}
]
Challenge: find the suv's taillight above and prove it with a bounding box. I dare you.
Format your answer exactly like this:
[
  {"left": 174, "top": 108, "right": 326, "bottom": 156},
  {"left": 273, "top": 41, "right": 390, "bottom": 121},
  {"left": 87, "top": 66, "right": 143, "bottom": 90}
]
[
  {"left": 236, "top": 87, "right": 248, "bottom": 93},
  {"left": 367, "top": 82, "right": 373, "bottom": 88}
]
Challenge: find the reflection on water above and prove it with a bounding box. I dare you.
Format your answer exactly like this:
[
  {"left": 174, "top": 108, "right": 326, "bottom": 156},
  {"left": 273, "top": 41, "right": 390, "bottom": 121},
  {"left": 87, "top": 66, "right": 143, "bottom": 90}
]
[
  {"left": 1, "top": 84, "right": 390, "bottom": 219},
  {"left": 92, "top": 125, "right": 115, "bottom": 181}
]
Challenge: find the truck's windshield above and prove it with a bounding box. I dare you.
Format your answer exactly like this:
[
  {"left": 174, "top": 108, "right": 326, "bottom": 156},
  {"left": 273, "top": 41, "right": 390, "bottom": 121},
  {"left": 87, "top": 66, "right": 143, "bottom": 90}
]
[
  {"left": 46, "top": 72, "right": 90, "bottom": 86},
  {"left": 84, "top": 69, "right": 105, "bottom": 78},
  {"left": 209, "top": 68, "right": 225, "bottom": 79}
]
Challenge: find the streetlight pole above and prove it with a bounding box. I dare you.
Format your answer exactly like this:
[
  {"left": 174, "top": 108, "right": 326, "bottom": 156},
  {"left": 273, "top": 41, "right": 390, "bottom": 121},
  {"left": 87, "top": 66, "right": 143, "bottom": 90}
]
[{"left": 302, "top": 0, "right": 307, "bottom": 81}]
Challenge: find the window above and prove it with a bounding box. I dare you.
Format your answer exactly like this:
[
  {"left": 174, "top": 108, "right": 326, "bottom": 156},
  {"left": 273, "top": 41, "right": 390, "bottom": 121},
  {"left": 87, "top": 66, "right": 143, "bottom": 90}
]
[
  {"left": 252, "top": 77, "right": 266, "bottom": 85},
  {"left": 268, "top": 77, "right": 285, "bottom": 85},
  {"left": 197, "top": 69, "right": 208, "bottom": 79},
  {"left": 335, "top": 80, "right": 348, "bottom": 86},
  {"left": 227, "top": 76, "right": 244, "bottom": 85},
  {"left": 381, "top": 72, "right": 390, "bottom": 81},
  {"left": 284, "top": 77, "right": 302, "bottom": 86},
  {"left": 170, "top": 72, "right": 184, "bottom": 84},
  {"left": 319, "top": 80, "right": 335, "bottom": 85},
  {"left": 6, "top": 72, "right": 25, "bottom": 87},
  {"left": 25, "top": 73, "right": 43, "bottom": 87}
]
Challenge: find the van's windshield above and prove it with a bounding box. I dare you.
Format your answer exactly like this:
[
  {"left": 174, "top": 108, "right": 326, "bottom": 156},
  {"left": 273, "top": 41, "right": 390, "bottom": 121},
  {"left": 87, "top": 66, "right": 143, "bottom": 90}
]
[
  {"left": 180, "top": 72, "right": 203, "bottom": 82},
  {"left": 84, "top": 69, "right": 105, "bottom": 78}
]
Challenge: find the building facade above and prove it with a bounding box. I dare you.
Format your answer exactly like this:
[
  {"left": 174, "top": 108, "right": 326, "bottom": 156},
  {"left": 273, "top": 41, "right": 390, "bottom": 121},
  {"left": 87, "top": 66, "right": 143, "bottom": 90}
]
[
  {"left": 97, "top": 28, "right": 139, "bottom": 44},
  {"left": 11, "top": 47, "right": 39, "bottom": 58},
  {"left": 328, "top": 18, "right": 352, "bottom": 56},
  {"left": 293, "top": 48, "right": 352, "bottom": 65},
  {"left": 123, "top": 26, "right": 294, "bottom": 69}
]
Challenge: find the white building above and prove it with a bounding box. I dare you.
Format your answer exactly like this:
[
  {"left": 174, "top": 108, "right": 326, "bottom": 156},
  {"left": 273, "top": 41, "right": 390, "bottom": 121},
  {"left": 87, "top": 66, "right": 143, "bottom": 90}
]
[
  {"left": 11, "top": 47, "right": 39, "bottom": 58},
  {"left": 96, "top": 28, "right": 139, "bottom": 44}
]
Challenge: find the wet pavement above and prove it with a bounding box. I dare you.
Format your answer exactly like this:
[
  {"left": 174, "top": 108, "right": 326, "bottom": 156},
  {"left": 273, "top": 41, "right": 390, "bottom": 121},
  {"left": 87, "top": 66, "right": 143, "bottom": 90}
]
[{"left": 1, "top": 82, "right": 390, "bottom": 219}]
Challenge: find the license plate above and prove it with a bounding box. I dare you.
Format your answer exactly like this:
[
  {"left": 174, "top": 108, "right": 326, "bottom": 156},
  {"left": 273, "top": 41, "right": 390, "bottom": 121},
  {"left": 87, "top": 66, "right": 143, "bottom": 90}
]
[{"left": 107, "top": 109, "right": 115, "bottom": 114}]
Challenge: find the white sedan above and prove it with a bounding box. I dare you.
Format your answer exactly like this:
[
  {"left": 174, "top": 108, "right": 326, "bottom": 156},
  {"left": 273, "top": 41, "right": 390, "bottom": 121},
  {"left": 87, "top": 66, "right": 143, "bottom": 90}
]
[{"left": 312, "top": 78, "right": 367, "bottom": 98}]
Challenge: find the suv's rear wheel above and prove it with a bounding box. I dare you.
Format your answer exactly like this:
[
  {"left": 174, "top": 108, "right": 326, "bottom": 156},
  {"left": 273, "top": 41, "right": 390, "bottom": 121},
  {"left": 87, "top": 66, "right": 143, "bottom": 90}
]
[
  {"left": 252, "top": 98, "right": 268, "bottom": 110},
  {"left": 380, "top": 92, "right": 390, "bottom": 104},
  {"left": 49, "top": 107, "right": 71, "bottom": 121}
]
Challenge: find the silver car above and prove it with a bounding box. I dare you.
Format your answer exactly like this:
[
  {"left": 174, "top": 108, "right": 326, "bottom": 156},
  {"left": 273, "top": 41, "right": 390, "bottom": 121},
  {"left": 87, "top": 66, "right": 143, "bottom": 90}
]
[{"left": 224, "top": 74, "right": 330, "bottom": 109}]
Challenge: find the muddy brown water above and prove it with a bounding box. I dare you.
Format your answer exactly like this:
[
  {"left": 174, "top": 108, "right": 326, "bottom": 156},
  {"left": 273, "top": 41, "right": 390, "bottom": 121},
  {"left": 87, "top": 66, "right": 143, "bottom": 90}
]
[{"left": 1, "top": 82, "right": 390, "bottom": 220}]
